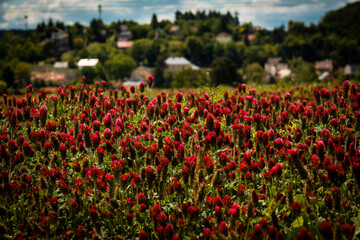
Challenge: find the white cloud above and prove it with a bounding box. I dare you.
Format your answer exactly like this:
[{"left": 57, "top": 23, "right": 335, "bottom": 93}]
[
  {"left": 180, "top": 0, "right": 215, "bottom": 11},
  {"left": 1, "top": 0, "right": 132, "bottom": 28}
]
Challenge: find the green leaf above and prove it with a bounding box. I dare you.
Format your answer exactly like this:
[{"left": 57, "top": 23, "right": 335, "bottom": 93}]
[
  {"left": 292, "top": 216, "right": 304, "bottom": 228},
  {"left": 294, "top": 194, "right": 303, "bottom": 202},
  {"left": 269, "top": 186, "right": 277, "bottom": 196},
  {"left": 351, "top": 216, "right": 360, "bottom": 236}
]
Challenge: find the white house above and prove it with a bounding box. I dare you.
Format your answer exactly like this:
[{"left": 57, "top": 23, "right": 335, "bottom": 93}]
[
  {"left": 264, "top": 57, "right": 289, "bottom": 77},
  {"left": 344, "top": 64, "right": 360, "bottom": 75},
  {"left": 165, "top": 57, "right": 199, "bottom": 72},
  {"left": 77, "top": 59, "right": 99, "bottom": 69}
]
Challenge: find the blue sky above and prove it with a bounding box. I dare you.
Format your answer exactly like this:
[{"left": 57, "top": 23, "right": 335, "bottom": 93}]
[{"left": 0, "top": 0, "right": 355, "bottom": 30}]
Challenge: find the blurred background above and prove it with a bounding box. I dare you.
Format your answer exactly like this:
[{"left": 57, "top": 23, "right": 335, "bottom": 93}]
[{"left": 0, "top": 0, "right": 359, "bottom": 93}]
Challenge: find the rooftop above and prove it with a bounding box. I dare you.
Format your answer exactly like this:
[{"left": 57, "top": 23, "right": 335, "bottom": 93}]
[{"left": 77, "top": 58, "right": 99, "bottom": 67}]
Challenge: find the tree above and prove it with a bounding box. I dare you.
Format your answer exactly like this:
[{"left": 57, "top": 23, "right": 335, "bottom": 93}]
[
  {"left": 105, "top": 54, "right": 136, "bottom": 80},
  {"left": 14, "top": 62, "right": 31, "bottom": 88},
  {"left": 151, "top": 13, "right": 158, "bottom": 29},
  {"left": 81, "top": 67, "right": 96, "bottom": 84},
  {"left": 130, "top": 24, "right": 152, "bottom": 40},
  {"left": 290, "top": 58, "right": 317, "bottom": 83},
  {"left": 2, "top": 65, "right": 15, "bottom": 87},
  {"left": 184, "top": 36, "right": 203, "bottom": 66},
  {"left": 171, "top": 68, "right": 204, "bottom": 88},
  {"left": 244, "top": 63, "right": 265, "bottom": 84},
  {"left": 95, "top": 63, "right": 108, "bottom": 81},
  {"left": 130, "top": 39, "right": 153, "bottom": 64},
  {"left": 154, "top": 55, "right": 166, "bottom": 88},
  {"left": 87, "top": 43, "right": 113, "bottom": 63},
  {"left": 211, "top": 57, "right": 238, "bottom": 86}
]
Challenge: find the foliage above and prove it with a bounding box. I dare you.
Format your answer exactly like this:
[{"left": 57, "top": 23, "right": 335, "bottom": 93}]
[
  {"left": 14, "top": 62, "right": 31, "bottom": 88},
  {"left": 104, "top": 54, "right": 136, "bottom": 80},
  {"left": 81, "top": 67, "right": 96, "bottom": 84},
  {"left": 171, "top": 68, "right": 204, "bottom": 88},
  {"left": 211, "top": 57, "right": 239, "bottom": 86},
  {"left": 290, "top": 58, "right": 317, "bottom": 83},
  {"left": 0, "top": 80, "right": 7, "bottom": 93},
  {"left": 244, "top": 63, "right": 266, "bottom": 84}
]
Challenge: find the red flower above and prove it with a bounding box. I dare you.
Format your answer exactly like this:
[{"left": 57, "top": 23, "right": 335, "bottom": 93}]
[
  {"left": 291, "top": 201, "right": 302, "bottom": 214},
  {"left": 203, "top": 228, "right": 212, "bottom": 240},
  {"left": 157, "top": 212, "right": 168, "bottom": 226},
  {"left": 164, "top": 223, "right": 174, "bottom": 239},
  {"left": 139, "top": 83, "right": 145, "bottom": 93},
  {"left": 218, "top": 221, "right": 228, "bottom": 235},
  {"left": 320, "top": 220, "right": 333, "bottom": 240},
  {"left": 39, "top": 105, "right": 48, "bottom": 127},
  {"left": 148, "top": 75, "right": 154, "bottom": 87},
  {"left": 126, "top": 213, "right": 133, "bottom": 223},
  {"left": 138, "top": 192, "right": 146, "bottom": 203},
  {"left": 175, "top": 92, "right": 183, "bottom": 103},
  {"left": 219, "top": 152, "right": 229, "bottom": 166},
  {"left": 139, "top": 230, "right": 147, "bottom": 240},
  {"left": 281, "top": 111, "right": 289, "bottom": 124},
  {"left": 253, "top": 224, "right": 263, "bottom": 239},
  {"left": 342, "top": 224, "right": 355, "bottom": 239},
  {"left": 59, "top": 144, "right": 67, "bottom": 159},
  {"left": 23, "top": 141, "right": 35, "bottom": 157},
  {"left": 76, "top": 225, "right": 86, "bottom": 238},
  {"left": 104, "top": 128, "right": 112, "bottom": 140},
  {"left": 296, "top": 228, "right": 312, "bottom": 240},
  {"left": 103, "top": 113, "right": 112, "bottom": 128}
]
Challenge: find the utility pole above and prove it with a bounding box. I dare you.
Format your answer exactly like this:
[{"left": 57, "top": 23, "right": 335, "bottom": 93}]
[
  {"left": 98, "top": 4, "right": 102, "bottom": 20},
  {"left": 24, "top": 15, "right": 28, "bottom": 36}
]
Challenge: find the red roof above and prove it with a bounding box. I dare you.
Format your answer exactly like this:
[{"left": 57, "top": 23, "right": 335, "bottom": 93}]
[
  {"left": 217, "top": 32, "right": 231, "bottom": 37},
  {"left": 315, "top": 60, "right": 333, "bottom": 70},
  {"left": 117, "top": 41, "right": 134, "bottom": 49}
]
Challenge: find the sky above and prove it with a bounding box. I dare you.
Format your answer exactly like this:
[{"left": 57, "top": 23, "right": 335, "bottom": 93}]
[{"left": 0, "top": 0, "right": 356, "bottom": 30}]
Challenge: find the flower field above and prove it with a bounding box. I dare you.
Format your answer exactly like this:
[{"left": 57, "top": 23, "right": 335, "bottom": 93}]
[{"left": 1, "top": 78, "right": 360, "bottom": 240}]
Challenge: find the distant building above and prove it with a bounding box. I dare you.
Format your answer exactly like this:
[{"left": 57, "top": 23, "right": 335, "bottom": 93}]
[
  {"left": 216, "top": 32, "right": 232, "bottom": 44},
  {"left": 315, "top": 60, "right": 333, "bottom": 72},
  {"left": 51, "top": 28, "right": 68, "bottom": 52},
  {"left": 165, "top": 57, "right": 199, "bottom": 72},
  {"left": 32, "top": 72, "right": 66, "bottom": 83},
  {"left": 264, "top": 57, "right": 289, "bottom": 77},
  {"left": 117, "top": 41, "right": 134, "bottom": 49},
  {"left": 277, "top": 69, "right": 292, "bottom": 79},
  {"left": 124, "top": 66, "right": 153, "bottom": 86},
  {"left": 77, "top": 59, "right": 99, "bottom": 69},
  {"left": 154, "top": 28, "right": 167, "bottom": 39},
  {"left": 318, "top": 71, "right": 335, "bottom": 82},
  {"left": 344, "top": 64, "right": 360, "bottom": 75},
  {"left": 54, "top": 61, "right": 68, "bottom": 69},
  {"left": 118, "top": 24, "right": 131, "bottom": 41},
  {"left": 170, "top": 25, "right": 182, "bottom": 36}
]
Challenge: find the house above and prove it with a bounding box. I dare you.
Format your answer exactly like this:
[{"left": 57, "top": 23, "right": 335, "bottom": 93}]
[
  {"left": 54, "top": 61, "right": 68, "bottom": 69},
  {"left": 117, "top": 41, "right": 134, "bottom": 49},
  {"left": 315, "top": 60, "right": 333, "bottom": 72},
  {"left": 31, "top": 72, "right": 66, "bottom": 83},
  {"left": 216, "top": 32, "right": 232, "bottom": 44},
  {"left": 118, "top": 24, "right": 131, "bottom": 41},
  {"left": 165, "top": 57, "right": 199, "bottom": 72},
  {"left": 77, "top": 59, "right": 99, "bottom": 69},
  {"left": 277, "top": 69, "right": 292, "bottom": 79},
  {"left": 318, "top": 71, "right": 335, "bottom": 82},
  {"left": 170, "top": 25, "right": 182, "bottom": 36},
  {"left": 344, "top": 64, "right": 360, "bottom": 75},
  {"left": 51, "top": 28, "right": 68, "bottom": 52},
  {"left": 124, "top": 66, "right": 153, "bottom": 86},
  {"left": 264, "top": 57, "right": 289, "bottom": 77},
  {"left": 154, "top": 28, "right": 167, "bottom": 39}
]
